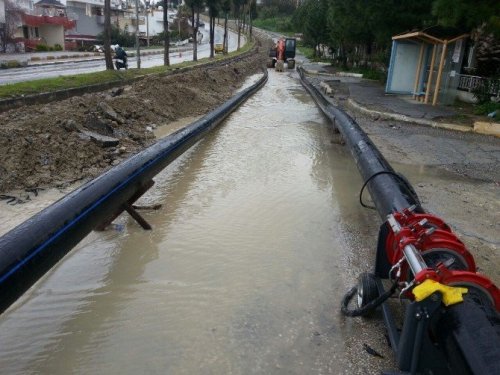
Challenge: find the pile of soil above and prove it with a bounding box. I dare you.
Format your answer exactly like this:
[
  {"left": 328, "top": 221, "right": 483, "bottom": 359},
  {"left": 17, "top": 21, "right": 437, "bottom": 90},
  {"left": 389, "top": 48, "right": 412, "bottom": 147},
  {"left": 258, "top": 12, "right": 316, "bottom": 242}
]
[{"left": 0, "top": 48, "right": 269, "bottom": 194}]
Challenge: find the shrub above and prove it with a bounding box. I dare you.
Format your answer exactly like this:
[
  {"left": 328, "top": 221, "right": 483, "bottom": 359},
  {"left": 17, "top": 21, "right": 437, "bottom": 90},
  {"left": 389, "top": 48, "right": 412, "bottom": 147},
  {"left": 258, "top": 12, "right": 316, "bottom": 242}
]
[
  {"left": 473, "top": 101, "right": 500, "bottom": 116},
  {"left": 35, "top": 44, "right": 49, "bottom": 52},
  {"left": 96, "top": 26, "right": 135, "bottom": 47},
  {"left": 54, "top": 44, "right": 63, "bottom": 51}
]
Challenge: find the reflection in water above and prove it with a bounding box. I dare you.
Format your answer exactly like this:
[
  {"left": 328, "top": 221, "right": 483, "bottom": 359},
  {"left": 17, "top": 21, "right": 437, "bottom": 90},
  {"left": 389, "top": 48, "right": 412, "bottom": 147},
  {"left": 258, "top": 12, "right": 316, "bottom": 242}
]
[{"left": 0, "top": 71, "right": 365, "bottom": 374}]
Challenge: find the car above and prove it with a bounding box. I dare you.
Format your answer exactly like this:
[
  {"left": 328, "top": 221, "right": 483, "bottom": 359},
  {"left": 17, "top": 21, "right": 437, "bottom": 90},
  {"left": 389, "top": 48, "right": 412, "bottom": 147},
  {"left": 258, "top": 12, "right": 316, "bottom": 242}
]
[{"left": 215, "top": 42, "right": 224, "bottom": 54}]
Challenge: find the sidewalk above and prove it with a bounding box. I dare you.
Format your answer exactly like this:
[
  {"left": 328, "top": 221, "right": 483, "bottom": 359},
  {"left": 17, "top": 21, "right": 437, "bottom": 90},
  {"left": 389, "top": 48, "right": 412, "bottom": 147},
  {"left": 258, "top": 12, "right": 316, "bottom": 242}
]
[
  {"left": 301, "top": 62, "right": 500, "bottom": 138},
  {"left": 0, "top": 51, "right": 101, "bottom": 67},
  {"left": 0, "top": 47, "right": 187, "bottom": 68}
]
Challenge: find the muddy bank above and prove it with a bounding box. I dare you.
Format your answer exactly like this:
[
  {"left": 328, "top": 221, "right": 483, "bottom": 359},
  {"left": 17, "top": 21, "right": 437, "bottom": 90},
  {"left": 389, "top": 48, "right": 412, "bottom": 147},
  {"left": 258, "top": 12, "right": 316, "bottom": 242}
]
[{"left": 0, "top": 48, "right": 269, "bottom": 196}]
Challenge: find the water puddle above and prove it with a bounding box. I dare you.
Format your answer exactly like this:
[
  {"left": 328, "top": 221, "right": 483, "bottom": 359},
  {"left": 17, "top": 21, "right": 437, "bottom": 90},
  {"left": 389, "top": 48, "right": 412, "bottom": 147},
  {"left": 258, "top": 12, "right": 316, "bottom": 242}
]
[{"left": 0, "top": 71, "right": 391, "bottom": 373}]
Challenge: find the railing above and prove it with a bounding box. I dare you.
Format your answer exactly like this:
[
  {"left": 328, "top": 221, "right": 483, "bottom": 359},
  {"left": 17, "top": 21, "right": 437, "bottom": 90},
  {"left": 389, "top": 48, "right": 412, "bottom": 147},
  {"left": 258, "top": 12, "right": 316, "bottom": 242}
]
[
  {"left": 22, "top": 14, "right": 76, "bottom": 29},
  {"left": 29, "top": 8, "right": 66, "bottom": 17},
  {"left": 458, "top": 74, "right": 500, "bottom": 96}
]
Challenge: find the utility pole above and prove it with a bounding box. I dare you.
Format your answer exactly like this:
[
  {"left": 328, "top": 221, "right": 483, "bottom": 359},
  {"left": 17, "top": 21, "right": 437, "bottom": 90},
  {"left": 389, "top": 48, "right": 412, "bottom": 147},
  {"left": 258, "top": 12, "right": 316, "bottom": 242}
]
[
  {"left": 135, "top": 0, "right": 141, "bottom": 69},
  {"left": 146, "top": 6, "right": 150, "bottom": 47}
]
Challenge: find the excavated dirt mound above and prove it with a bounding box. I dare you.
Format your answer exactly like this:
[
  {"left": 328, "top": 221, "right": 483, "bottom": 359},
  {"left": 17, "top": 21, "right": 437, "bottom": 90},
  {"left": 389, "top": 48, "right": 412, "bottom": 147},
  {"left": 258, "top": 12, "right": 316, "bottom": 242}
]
[{"left": 0, "top": 49, "right": 269, "bottom": 195}]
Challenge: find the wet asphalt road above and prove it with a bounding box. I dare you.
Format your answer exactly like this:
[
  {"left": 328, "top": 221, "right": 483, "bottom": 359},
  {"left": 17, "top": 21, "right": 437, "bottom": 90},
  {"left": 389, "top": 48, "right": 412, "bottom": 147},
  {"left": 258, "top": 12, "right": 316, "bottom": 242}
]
[{"left": 0, "top": 27, "right": 240, "bottom": 85}]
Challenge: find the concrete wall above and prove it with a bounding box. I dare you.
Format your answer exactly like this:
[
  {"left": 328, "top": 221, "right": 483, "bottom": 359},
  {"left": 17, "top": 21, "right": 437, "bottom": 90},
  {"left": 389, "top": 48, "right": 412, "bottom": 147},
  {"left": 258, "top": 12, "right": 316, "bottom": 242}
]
[
  {"left": 139, "top": 10, "right": 164, "bottom": 36},
  {"left": 66, "top": 2, "right": 104, "bottom": 37},
  {"left": 456, "top": 90, "right": 477, "bottom": 104},
  {"left": 0, "top": 0, "right": 5, "bottom": 24},
  {"left": 39, "top": 24, "right": 65, "bottom": 47}
]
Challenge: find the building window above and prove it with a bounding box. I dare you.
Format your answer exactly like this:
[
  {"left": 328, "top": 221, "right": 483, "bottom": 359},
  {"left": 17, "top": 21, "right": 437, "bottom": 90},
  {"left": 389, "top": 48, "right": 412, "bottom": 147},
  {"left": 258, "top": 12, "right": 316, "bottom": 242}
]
[{"left": 92, "top": 7, "right": 103, "bottom": 16}]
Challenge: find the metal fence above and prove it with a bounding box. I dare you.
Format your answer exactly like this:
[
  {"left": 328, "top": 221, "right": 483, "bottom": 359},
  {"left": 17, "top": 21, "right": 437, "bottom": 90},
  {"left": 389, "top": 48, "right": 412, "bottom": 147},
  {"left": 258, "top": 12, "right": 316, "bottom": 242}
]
[{"left": 458, "top": 74, "right": 500, "bottom": 96}]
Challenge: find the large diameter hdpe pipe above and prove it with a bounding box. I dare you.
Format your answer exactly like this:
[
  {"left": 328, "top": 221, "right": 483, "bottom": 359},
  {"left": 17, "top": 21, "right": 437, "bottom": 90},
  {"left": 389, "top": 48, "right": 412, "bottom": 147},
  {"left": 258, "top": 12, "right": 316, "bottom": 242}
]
[
  {"left": 298, "top": 68, "right": 499, "bottom": 375},
  {"left": 298, "top": 68, "right": 422, "bottom": 219},
  {"left": 0, "top": 70, "right": 268, "bottom": 315}
]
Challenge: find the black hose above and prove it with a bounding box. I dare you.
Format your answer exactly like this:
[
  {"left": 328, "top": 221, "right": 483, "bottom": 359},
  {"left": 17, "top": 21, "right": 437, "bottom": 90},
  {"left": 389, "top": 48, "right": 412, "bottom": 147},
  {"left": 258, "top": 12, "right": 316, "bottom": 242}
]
[
  {"left": 359, "top": 171, "right": 421, "bottom": 210},
  {"left": 341, "top": 279, "right": 398, "bottom": 317}
]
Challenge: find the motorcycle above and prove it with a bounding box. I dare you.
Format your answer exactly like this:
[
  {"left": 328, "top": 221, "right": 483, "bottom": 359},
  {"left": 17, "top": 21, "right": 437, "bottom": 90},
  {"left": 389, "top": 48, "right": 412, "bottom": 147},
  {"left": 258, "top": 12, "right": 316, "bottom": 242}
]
[{"left": 114, "top": 56, "right": 128, "bottom": 70}]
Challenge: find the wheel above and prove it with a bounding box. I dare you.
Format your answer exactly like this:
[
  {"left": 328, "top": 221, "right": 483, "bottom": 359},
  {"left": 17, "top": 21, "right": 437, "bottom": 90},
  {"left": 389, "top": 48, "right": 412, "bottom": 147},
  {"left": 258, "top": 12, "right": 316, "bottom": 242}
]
[{"left": 357, "top": 273, "right": 379, "bottom": 309}]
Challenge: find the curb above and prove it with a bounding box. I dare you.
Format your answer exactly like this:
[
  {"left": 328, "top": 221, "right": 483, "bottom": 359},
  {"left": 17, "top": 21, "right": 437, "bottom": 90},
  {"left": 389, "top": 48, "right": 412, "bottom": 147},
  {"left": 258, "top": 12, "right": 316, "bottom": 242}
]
[
  {"left": 301, "top": 68, "right": 496, "bottom": 137},
  {"left": 0, "top": 48, "right": 191, "bottom": 69},
  {"left": 346, "top": 98, "right": 473, "bottom": 134}
]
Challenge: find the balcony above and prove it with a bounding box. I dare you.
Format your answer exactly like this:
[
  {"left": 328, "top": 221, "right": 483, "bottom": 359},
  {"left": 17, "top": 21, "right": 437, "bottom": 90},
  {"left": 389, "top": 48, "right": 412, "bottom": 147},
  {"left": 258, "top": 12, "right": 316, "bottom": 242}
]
[{"left": 22, "top": 14, "right": 77, "bottom": 30}]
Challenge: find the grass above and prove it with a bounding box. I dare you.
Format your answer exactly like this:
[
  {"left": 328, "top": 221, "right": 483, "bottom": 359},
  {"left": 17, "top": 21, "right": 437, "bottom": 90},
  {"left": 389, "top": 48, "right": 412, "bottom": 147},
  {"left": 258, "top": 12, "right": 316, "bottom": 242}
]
[
  {"left": 252, "top": 17, "right": 295, "bottom": 35},
  {"left": 348, "top": 66, "right": 386, "bottom": 82},
  {"left": 296, "top": 41, "right": 330, "bottom": 63},
  {"left": 0, "top": 41, "right": 254, "bottom": 99}
]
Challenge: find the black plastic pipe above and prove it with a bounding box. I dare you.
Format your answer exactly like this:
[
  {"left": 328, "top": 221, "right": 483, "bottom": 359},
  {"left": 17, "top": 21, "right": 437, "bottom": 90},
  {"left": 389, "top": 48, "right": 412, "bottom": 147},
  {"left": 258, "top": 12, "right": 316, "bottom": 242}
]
[
  {"left": 0, "top": 69, "right": 268, "bottom": 315},
  {"left": 298, "top": 67, "right": 421, "bottom": 219},
  {"left": 299, "top": 67, "right": 499, "bottom": 375}
]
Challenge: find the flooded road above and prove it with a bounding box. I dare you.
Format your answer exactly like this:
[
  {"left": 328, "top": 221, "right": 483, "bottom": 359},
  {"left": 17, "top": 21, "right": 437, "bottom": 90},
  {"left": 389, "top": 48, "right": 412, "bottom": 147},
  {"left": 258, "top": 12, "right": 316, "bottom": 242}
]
[{"left": 0, "top": 71, "right": 377, "bottom": 374}]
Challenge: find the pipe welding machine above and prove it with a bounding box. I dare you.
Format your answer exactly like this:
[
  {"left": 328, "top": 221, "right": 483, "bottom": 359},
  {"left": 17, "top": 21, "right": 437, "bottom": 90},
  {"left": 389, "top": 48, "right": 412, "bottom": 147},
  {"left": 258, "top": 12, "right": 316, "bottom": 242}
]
[{"left": 344, "top": 205, "right": 500, "bottom": 375}]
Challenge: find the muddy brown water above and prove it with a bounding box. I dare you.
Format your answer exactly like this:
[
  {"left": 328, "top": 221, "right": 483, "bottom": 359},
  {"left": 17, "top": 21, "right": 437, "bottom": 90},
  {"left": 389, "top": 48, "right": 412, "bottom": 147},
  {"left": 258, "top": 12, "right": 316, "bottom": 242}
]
[
  {"left": 0, "top": 71, "right": 366, "bottom": 374},
  {"left": 2, "top": 71, "right": 493, "bottom": 374}
]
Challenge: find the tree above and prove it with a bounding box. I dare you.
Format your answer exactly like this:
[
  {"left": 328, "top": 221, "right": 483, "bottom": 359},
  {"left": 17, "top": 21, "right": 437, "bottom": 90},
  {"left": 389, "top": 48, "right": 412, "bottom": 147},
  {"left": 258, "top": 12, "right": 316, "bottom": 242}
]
[
  {"left": 96, "top": 26, "right": 136, "bottom": 47},
  {"left": 432, "top": 0, "right": 500, "bottom": 77},
  {"left": 163, "top": 0, "right": 170, "bottom": 65},
  {"left": 432, "top": 0, "right": 500, "bottom": 33},
  {"left": 185, "top": 0, "right": 204, "bottom": 61},
  {"left": 206, "top": 0, "right": 220, "bottom": 58},
  {"left": 104, "top": 0, "right": 114, "bottom": 70},
  {"left": 1, "top": 0, "right": 24, "bottom": 53},
  {"left": 233, "top": 0, "right": 246, "bottom": 50},
  {"left": 321, "top": 0, "right": 434, "bottom": 67},
  {"left": 221, "top": 0, "right": 231, "bottom": 54},
  {"left": 155, "top": 0, "right": 171, "bottom": 65}
]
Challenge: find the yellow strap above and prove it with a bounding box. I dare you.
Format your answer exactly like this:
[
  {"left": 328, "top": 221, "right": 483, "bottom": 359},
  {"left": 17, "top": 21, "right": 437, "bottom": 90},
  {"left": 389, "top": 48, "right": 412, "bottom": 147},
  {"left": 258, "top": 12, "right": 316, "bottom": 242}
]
[{"left": 413, "top": 279, "right": 468, "bottom": 306}]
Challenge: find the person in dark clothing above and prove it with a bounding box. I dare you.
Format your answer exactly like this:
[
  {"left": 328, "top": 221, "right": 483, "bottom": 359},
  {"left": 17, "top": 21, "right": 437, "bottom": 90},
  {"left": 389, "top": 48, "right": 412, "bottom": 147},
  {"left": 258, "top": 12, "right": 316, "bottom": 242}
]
[
  {"left": 113, "top": 45, "right": 128, "bottom": 69},
  {"left": 115, "top": 45, "right": 127, "bottom": 60}
]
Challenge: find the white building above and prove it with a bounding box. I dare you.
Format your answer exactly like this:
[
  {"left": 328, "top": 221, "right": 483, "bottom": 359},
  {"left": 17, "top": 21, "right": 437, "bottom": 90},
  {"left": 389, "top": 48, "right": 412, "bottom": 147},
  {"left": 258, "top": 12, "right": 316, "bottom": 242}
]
[
  {"left": 65, "top": 0, "right": 133, "bottom": 44},
  {"left": 7, "top": 0, "right": 76, "bottom": 51},
  {"left": 0, "top": 0, "right": 6, "bottom": 25}
]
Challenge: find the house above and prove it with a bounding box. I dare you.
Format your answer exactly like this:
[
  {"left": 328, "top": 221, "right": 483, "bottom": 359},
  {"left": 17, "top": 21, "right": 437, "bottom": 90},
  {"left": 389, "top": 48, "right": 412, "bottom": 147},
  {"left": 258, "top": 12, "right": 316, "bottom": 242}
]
[
  {"left": 139, "top": 8, "right": 174, "bottom": 41},
  {"left": 10, "top": 0, "right": 76, "bottom": 51},
  {"left": 0, "top": 0, "right": 5, "bottom": 27},
  {"left": 65, "top": 0, "right": 143, "bottom": 47}
]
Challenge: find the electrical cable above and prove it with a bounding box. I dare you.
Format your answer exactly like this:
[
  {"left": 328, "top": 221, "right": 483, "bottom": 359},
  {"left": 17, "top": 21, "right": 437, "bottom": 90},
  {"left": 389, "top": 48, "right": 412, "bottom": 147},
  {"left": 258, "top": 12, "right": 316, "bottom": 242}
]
[
  {"left": 341, "top": 278, "right": 399, "bottom": 317},
  {"left": 359, "top": 171, "right": 421, "bottom": 210}
]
